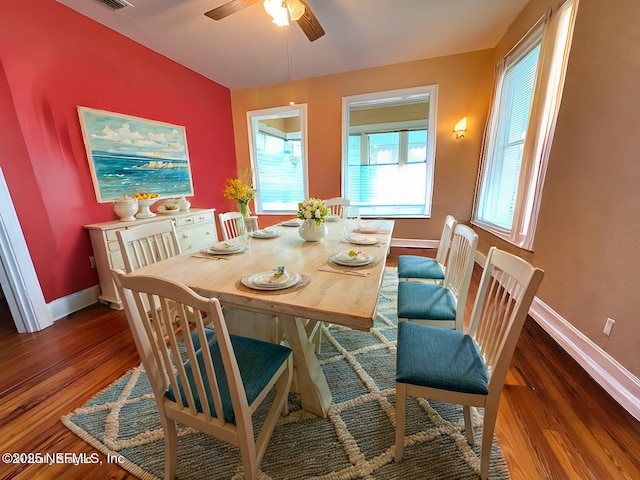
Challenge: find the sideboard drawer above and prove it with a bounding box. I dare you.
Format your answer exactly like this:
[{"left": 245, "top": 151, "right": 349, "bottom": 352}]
[{"left": 177, "top": 221, "right": 218, "bottom": 252}]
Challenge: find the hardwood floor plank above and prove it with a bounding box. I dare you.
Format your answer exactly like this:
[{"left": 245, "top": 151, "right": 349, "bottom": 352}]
[{"left": 0, "top": 247, "right": 638, "bottom": 479}]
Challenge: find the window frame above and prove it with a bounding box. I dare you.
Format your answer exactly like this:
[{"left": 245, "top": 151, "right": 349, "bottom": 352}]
[
  {"left": 472, "top": 0, "right": 578, "bottom": 250},
  {"left": 342, "top": 85, "right": 438, "bottom": 218},
  {"left": 247, "top": 104, "right": 308, "bottom": 214}
]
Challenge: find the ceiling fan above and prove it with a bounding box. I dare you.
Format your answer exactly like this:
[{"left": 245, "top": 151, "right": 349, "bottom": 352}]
[{"left": 204, "top": 0, "right": 325, "bottom": 42}]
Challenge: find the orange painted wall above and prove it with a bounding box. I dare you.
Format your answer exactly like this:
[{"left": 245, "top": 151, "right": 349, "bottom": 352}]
[{"left": 230, "top": 50, "right": 495, "bottom": 240}]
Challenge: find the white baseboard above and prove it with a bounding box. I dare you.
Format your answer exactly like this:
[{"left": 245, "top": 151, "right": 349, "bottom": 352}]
[
  {"left": 474, "top": 251, "right": 640, "bottom": 421},
  {"left": 48, "top": 285, "right": 101, "bottom": 321},
  {"left": 390, "top": 238, "right": 439, "bottom": 249},
  {"left": 529, "top": 298, "right": 640, "bottom": 421}
]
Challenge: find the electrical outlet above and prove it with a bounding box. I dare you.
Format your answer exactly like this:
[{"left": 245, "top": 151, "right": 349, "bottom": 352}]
[
  {"left": 603, "top": 317, "right": 615, "bottom": 336},
  {"left": 90, "top": 256, "right": 96, "bottom": 269}
]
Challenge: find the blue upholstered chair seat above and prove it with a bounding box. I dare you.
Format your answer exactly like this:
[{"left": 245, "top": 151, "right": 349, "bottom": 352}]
[
  {"left": 166, "top": 334, "right": 292, "bottom": 424},
  {"left": 397, "top": 255, "right": 444, "bottom": 280},
  {"left": 397, "top": 282, "right": 456, "bottom": 320},
  {"left": 396, "top": 322, "right": 488, "bottom": 395}
]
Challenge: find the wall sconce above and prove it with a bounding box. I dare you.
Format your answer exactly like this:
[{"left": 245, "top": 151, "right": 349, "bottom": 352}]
[{"left": 454, "top": 117, "right": 467, "bottom": 139}]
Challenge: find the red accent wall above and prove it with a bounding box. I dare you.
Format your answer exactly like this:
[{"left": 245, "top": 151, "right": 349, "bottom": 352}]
[{"left": 0, "top": 0, "right": 238, "bottom": 302}]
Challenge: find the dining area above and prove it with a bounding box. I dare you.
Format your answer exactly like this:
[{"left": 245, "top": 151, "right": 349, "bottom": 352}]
[{"left": 105, "top": 190, "right": 552, "bottom": 480}]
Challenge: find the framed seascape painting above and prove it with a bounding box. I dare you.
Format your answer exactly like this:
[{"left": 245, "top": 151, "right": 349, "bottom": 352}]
[{"left": 78, "top": 107, "right": 194, "bottom": 202}]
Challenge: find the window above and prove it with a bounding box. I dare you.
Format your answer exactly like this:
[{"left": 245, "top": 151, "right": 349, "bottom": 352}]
[
  {"left": 247, "top": 105, "right": 308, "bottom": 213},
  {"left": 473, "top": 0, "right": 578, "bottom": 250},
  {"left": 342, "top": 86, "right": 438, "bottom": 217}
]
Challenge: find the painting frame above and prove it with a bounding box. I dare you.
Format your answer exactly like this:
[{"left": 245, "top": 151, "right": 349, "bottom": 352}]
[{"left": 78, "top": 106, "right": 194, "bottom": 203}]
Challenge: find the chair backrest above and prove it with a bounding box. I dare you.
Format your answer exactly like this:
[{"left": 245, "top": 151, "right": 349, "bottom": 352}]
[
  {"left": 468, "top": 247, "right": 544, "bottom": 395},
  {"left": 218, "top": 212, "right": 246, "bottom": 240},
  {"left": 435, "top": 215, "right": 458, "bottom": 265},
  {"left": 442, "top": 224, "right": 479, "bottom": 330},
  {"left": 111, "top": 269, "right": 251, "bottom": 429},
  {"left": 116, "top": 220, "right": 181, "bottom": 273},
  {"left": 324, "top": 197, "right": 351, "bottom": 217}
]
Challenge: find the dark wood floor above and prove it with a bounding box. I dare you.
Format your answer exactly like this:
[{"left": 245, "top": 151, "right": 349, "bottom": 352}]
[{"left": 0, "top": 248, "right": 639, "bottom": 479}]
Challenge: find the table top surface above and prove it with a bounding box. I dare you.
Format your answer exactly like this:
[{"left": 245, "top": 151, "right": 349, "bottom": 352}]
[{"left": 128, "top": 218, "right": 394, "bottom": 331}]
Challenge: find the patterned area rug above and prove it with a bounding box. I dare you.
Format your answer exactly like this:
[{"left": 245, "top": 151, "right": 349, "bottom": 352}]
[{"left": 62, "top": 267, "right": 510, "bottom": 479}]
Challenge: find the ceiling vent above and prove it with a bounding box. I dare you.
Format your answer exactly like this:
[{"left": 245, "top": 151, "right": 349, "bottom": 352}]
[{"left": 96, "top": 0, "right": 133, "bottom": 10}]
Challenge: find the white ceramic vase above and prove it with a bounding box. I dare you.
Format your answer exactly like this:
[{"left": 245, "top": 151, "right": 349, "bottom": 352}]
[
  {"left": 178, "top": 195, "right": 191, "bottom": 211},
  {"left": 298, "top": 219, "right": 328, "bottom": 242},
  {"left": 113, "top": 195, "right": 138, "bottom": 222}
]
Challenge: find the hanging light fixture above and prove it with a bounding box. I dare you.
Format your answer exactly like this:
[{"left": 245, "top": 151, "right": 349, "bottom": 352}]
[
  {"left": 263, "top": 0, "right": 305, "bottom": 27},
  {"left": 263, "top": 0, "right": 290, "bottom": 26}
]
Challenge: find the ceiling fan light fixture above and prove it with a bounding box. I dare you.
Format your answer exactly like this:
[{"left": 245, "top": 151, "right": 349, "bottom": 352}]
[
  {"left": 286, "top": 0, "right": 305, "bottom": 21},
  {"left": 263, "top": 0, "right": 289, "bottom": 26}
]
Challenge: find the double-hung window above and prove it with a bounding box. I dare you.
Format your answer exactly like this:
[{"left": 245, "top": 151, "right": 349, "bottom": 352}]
[
  {"left": 473, "top": 0, "right": 578, "bottom": 250},
  {"left": 343, "top": 86, "right": 438, "bottom": 217}
]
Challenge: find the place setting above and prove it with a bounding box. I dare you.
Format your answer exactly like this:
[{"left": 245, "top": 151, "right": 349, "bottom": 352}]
[
  {"left": 279, "top": 218, "right": 303, "bottom": 227},
  {"left": 250, "top": 227, "right": 281, "bottom": 239},
  {"left": 238, "top": 266, "right": 310, "bottom": 294},
  {"left": 192, "top": 240, "right": 246, "bottom": 260},
  {"left": 343, "top": 233, "right": 382, "bottom": 246},
  {"left": 320, "top": 249, "right": 381, "bottom": 277}
]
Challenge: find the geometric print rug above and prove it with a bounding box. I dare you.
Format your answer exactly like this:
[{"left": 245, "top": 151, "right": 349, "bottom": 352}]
[{"left": 62, "top": 267, "right": 510, "bottom": 479}]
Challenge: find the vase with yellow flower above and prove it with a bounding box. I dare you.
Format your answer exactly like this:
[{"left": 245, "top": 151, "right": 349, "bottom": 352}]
[{"left": 223, "top": 171, "right": 256, "bottom": 219}]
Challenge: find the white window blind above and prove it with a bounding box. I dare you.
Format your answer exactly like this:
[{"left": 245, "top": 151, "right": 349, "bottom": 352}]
[{"left": 473, "top": 0, "right": 578, "bottom": 250}]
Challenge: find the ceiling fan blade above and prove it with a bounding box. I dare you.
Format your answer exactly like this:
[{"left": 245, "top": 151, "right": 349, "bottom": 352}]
[
  {"left": 204, "top": 0, "right": 262, "bottom": 21},
  {"left": 295, "top": 0, "right": 325, "bottom": 42}
]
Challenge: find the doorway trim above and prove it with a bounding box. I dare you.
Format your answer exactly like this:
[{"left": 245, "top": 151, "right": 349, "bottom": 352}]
[{"left": 0, "top": 168, "right": 52, "bottom": 332}]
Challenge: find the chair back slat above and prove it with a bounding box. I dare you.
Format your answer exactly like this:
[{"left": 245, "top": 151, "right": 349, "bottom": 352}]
[
  {"left": 468, "top": 247, "right": 544, "bottom": 391},
  {"left": 440, "top": 224, "right": 478, "bottom": 330},
  {"left": 117, "top": 220, "right": 181, "bottom": 273},
  {"left": 435, "top": 215, "right": 458, "bottom": 265},
  {"left": 324, "top": 197, "right": 351, "bottom": 217},
  {"left": 219, "top": 212, "right": 246, "bottom": 240}
]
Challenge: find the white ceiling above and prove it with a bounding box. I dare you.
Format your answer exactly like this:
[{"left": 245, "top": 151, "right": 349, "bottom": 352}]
[{"left": 56, "top": 0, "right": 529, "bottom": 89}]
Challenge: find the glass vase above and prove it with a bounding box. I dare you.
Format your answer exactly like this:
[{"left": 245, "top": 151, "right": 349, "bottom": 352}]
[{"left": 238, "top": 200, "right": 250, "bottom": 218}]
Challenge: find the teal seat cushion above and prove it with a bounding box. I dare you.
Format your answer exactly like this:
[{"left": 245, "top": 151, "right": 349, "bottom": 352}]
[
  {"left": 166, "top": 335, "right": 291, "bottom": 424},
  {"left": 397, "top": 255, "right": 444, "bottom": 280},
  {"left": 397, "top": 282, "right": 456, "bottom": 320},
  {"left": 396, "top": 322, "right": 488, "bottom": 395},
  {"left": 189, "top": 327, "right": 216, "bottom": 351}
]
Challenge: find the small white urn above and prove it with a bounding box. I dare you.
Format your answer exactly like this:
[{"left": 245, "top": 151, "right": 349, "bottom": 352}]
[
  {"left": 298, "top": 219, "right": 328, "bottom": 242},
  {"left": 113, "top": 195, "right": 138, "bottom": 222},
  {"left": 178, "top": 195, "right": 191, "bottom": 211}
]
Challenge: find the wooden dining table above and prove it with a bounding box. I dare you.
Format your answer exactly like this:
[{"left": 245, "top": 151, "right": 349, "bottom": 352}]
[{"left": 127, "top": 217, "right": 394, "bottom": 418}]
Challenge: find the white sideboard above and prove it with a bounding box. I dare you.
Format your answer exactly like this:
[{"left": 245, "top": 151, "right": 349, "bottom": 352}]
[{"left": 84, "top": 208, "right": 217, "bottom": 309}]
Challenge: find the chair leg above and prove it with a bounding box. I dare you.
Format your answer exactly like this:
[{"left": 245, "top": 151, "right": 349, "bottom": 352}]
[
  {"left": 479, "top": 403, "right": 500, "bottom": 480},
  {"left": 463, "top": 405, "right": 475, "bottom": 444},
  {"left": 394, "top": 382, "right": 407, "bottom": 463},
  {"left": 162, "top": 415, "right": 178, "bottom": 480}
]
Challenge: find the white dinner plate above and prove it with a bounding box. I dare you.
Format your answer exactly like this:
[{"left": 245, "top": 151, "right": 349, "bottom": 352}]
[
  {"left": 251, "top": 229, "right": 280, "bottom": 239},
  {"left": 325, "top": 215, "right": 339, "bottom": 222},
  {"left": 242, "top": 270, "right": 300, "bottom": 290},
  {"left": 330, "top": 251, "right": 373, "bottom": 266},
  {"left": 281, "top": 219, "right": 302, "bottom": 227},
  {"left": 207, "top": 242, "right": 245, "bottom": 254},
  {"left": 347, "top": 234, "right": 378, "bottom": 245}
]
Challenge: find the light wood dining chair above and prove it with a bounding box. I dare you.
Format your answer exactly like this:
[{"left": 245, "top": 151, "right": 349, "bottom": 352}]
[
  {"left": 111, "top": 269, "right": 293, "bottom": 480},
  {"left": 394, "top": 247, "right": 544, "bottom": 479},
  {"left": 397, "top": 224, "right": 478, "bottom": 331},
  {"left": 397, "top": 215, "right": 457, "bottom": 284},
  {"left": 116, "top": 220, "right": 182, "bottom": 273},
  {"left": 324, "top": 197, "right": 351, "bottom": 217},
  {"left": 218, "top": 211, "right": 246, "bottom": 240}
]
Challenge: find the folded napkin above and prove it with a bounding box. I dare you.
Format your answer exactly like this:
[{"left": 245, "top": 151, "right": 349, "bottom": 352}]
[
  {"left": 212, "top": 242, "right": 233, "bottom": 250},
  {"left": 348, "top": 234, "right": 370, "bottom": 243},
  {"left": 258, "top": 267, "right": 290, "bottom": 285}
]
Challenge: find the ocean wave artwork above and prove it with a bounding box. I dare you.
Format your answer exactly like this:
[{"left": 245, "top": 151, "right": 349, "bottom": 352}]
[{"left": 78, "top": 107, "right": 194, "bottom": 202}]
